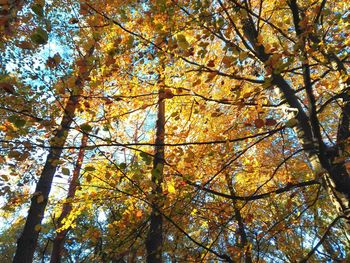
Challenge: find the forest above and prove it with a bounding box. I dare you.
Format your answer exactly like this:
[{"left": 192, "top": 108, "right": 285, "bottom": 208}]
[{"left": 0, "top": 0, "right": 349, "bottom": 262}]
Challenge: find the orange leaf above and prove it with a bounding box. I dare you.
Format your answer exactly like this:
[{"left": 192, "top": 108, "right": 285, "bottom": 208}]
[
  {"left": 136, "top": 210, "right": 143, "bottom": 218},
  {"left": 207, "top": 60, "right": 215, "bottom": 67},
  {"left": 254, "top": 119, "right": 264, "bottom": 128}
]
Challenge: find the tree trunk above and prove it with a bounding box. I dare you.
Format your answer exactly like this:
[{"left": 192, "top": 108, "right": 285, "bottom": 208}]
[
  {"left": 225, "top": 174, "right": 252, "bottom": 263},
  {"left": 13, "top": 92, "right": 80, "bottom": 263},
  {"left": 237, "top": 8, "right": 350, "bottom": 227},
  {"left": 287, "top": 0, "right": 350, "bottom": 223},
  {"left": 146, "top": 87, "right": 165, "bottom": 263},
  {"left": 50, "top": 133, "right": 88, "bottom": 263},
  {"left": 13, "top": 45, "right": 94, "bottom": 262}
]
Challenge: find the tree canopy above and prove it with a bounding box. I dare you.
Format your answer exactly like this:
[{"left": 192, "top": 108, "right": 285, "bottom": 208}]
[{"left": 0, "top": 0, "right": 350, "bottom": 262}]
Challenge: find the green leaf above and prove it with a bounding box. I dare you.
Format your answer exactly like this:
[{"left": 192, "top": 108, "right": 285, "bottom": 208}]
[
  {"left": 286, "top": 118, "right": 298, "bottom": 128},
  {"left": 30, "top": 28, "right": 48, "bottom": 45},
  {"left": 151, "top": 167, "right": 162, "bottom": 178},
  {"left": 14, "top": 119, "right": 26, "bottom": 128},
  {"left": 31, "top": 4, "right": 44, "bottom": 17},
  {"left": 62, "top": 167, "right": 70, "bottom": 175},
  {"left": 80, "top": 123, "right": 92, "bottom": 132},
  {"left": 119, "top": 163, "right": 126, "bottom": 169},
  {"left": 126, "top": 36, "right": 134, "bottom": 49},
  {"left": 86, "top": 174, "right": 92, "bottom": 182},
  {"left": 85, "top": 166, "right": 96, "bottom": 171},
  {"left": 155, "top": 163, "right": 163, "bottom": 171},
  {"left": 140, "top": 152, "right": 152, "bottom": 165},
  {"left": 8, "top": 115, "right": 26, "bottom": 128}
]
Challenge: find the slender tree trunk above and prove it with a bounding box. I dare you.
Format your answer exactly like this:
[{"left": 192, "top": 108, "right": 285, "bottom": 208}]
[
  {"left": 13, "top": 92, "right": 80, "bottom": 263},
  {"left": 13, "top": 46, "right": 94, "bottom": 262},
  {"left": 50, "top": 133, "right": 88, "bottom": 263},
  {"left": 225, "top": 174, "right": 252, "bottom": 263},
  {"left": 146, "top": 87, "right": 165, "bottom": 263}
]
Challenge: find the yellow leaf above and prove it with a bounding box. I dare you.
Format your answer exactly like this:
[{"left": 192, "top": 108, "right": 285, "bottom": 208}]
[
  {"left": 239, "top": 52, "right": 248, "bottom": 61},
  {"left": 168, "top": 181, "right": 176, "bottom": 194},
  {"left": 34, "top": 224, "right": 42, "bottom": 231},
  {"left": 177, "top": 34, "right": 190, "bottom": 50}
]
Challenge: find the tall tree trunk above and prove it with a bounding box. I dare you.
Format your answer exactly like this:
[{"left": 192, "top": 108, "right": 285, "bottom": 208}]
[
  {"left": 146, "top": 87, "right": 165, "bottom": 263},
  {"left": 13, "top": 92, "right": 80, "bottom": 263},
  {"left": 231, "top": 3, "right": 350, "bottom": 226},
  {"left": 13, "top": 47, "right": 94, "bottom": 262},
  {"left": 50, "top": 133, "right": 88, "bottom": 263},
  {"left": 287, "top": 0, "right": 350, "bottom": 223}
]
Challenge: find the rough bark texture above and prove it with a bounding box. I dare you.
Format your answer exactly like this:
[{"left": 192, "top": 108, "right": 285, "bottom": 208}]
[
  {"left": 288, "top": 0, "right": 350, "bottom": 224},
  {"left": 238, "top": 0, "right": 350, "bottom": 227},
  {"left": 13, "top": 92, "right": 80, "bottom": 263},
  {"left": 50, "top": 133, "right": 88, "bottom": 263},
  {"left": 146, "top": 88, "right": 165, "bottom": 263}
]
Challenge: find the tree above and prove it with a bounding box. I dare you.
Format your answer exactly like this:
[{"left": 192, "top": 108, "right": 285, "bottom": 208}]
[
  {"left": 0, "top": 0, "right": 349, "bottom": 262},
  {"left": 50, "top": 133, "right": 88, "bottom": 263},
  {"left": 13, "top": 46, "right": 95, "bottom": 263},
  {"left": 146, "top": 63, "right": 166, "bottom": 263}
]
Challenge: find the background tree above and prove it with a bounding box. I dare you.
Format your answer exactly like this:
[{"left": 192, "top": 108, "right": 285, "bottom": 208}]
[{"left": 0, "top": 0, "right": 349, "bottom": 262}]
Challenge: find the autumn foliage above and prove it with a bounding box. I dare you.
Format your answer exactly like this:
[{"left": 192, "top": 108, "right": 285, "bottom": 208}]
[{"left": 1, "top": 0, "right": 350, "bottom": 262}]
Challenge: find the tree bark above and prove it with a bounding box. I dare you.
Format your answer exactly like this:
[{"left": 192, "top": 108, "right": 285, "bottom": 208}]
[
  {"left": 146, "top": 87, "right": 165, "bottom": 263},
  {"left": 238, "top": 2, "right": 350, "bottom": 226},
  {"left": 13, "top": 46, "right": 94, "bottom": 262},
  {"left": 288, "top": 0, "right": 350, "bottom": 223},
  {"left": 13, "top": 92, "right": 80, "bottom": 263},
  {"left": 50, "top": 133, "right": 88, "bottom": 263}
]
